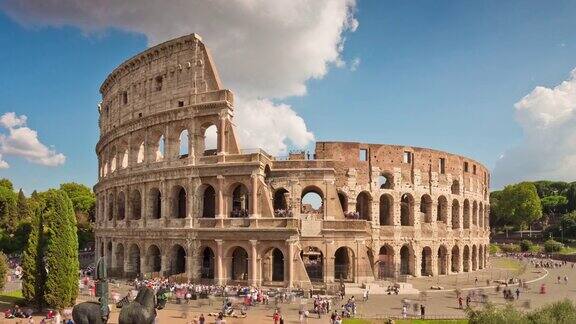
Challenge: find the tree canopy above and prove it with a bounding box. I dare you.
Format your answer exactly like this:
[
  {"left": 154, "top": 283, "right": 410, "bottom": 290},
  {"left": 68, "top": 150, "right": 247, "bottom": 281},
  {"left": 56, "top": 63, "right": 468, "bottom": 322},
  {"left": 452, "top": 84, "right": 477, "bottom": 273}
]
[{"left": 491, "top": 182, "right": 542, "bottom": 229}]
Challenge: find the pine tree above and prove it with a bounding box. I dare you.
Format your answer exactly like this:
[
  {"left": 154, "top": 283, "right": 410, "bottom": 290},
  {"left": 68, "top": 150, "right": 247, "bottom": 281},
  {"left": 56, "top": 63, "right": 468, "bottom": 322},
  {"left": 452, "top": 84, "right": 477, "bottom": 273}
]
[
  {"left": 0, "top": 186, "right": 18, "bottom": 233},
  {"left": 17, "top": 189, "right": 30, "bottom": 221}
]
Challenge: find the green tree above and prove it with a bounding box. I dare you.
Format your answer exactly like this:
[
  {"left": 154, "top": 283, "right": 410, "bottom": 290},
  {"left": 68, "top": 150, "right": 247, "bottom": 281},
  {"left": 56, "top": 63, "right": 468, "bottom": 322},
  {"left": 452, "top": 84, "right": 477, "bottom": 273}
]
[
  {"left": 496, "top": 182, "right": 542, "bottom": 230},
  {"left": 17, "top": 189, "right": 31, "bottom": 221},
  {"left": 0, "top": 186, "right": 18, "bottom": 233},
  {"left": 0, "top": 178, "right": 13, "bottom": 191},
  {"left": 467, "top": 303, "right": 525, "bottom": 324},
  {"left": 0, "top": 251, "right": 8, "bottom": 291},
  {"left": 533, "top": 180, "right": 570, "bottom": 198},
  {"left": 59, "top": 183, "right": 95, "bottom": 216},
  {"left": 22, "top": 201, "right": 43, "bottom": 305},
  {"left": 566, "top": 182, "right": 576, "bottom": 213},
  {"left": 541, "top": 195, "right": 568, "bottom": 215}
]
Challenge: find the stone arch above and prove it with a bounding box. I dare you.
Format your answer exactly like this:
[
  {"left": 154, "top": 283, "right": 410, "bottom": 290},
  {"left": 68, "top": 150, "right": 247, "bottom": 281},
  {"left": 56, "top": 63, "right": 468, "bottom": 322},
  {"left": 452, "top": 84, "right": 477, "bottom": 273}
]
[
  {"left": 378, "top": 244, "right": 394, "bottom": 278},
  {"left": 178, "top": 129, "right": 190, "bottom": 157},
  {"left": 200, "top": 184, "right": 216, "bottom": 218},
  {"left": 137, "top": 141, "right": 145, "bottom": 163},
  {"left": 262, "top": 247, "right": 285, "bottom": 282},
  {"left": 400, "top": 193, "right": 414, "bottom": 226},
  {"left": 478, "top": 245, "right": 484, "bottom": 269},
  {"left": 334, "top": 246, "right": 355, "bottom": 282},
  {"left": 451, "top": 199, "right": 460, "bottom": 229},
  {"left": 479, "top": 203, "right": 484, "bottom": 228},
  {"left": 229, "top": 246, "right": 249, "bottom": 281},
  {"left": 421, "top": 246, "right": 433, "bottom": 276},
  {"left": 400, "top": 244, "right": 415, "bottom": 276},
  {"left": 437, "top": 245, "right": 448, "bottom": 275},
  {"left": 115, "top": 243, "right": 125, "bottom": 270},
  {"left": 463, "top": 199, "right": 471, "bottom": 229},
  {"left": 420, "top": 194, "right": 433, "bottom": 223},
  {"left": 148, "top": 187, "right": 162, "bottom": 219},
  {"left": 301, "top": 246, "right": 323, "bottom": 282},
  {"left": 378, "top": 172, "right": 394, "bottom": 189},
  {"left": 451, "top": 245, "right": 460, "bottom": 273},
  {"left": 172, "top": 185, "right": 187, "bottom": 219},
  {"left": 121, "top": 148, "right": 129, "bottom": 168},
  {"left": 301, "top": 186, "right": 324, "bottom": 215},
  {"left": 107, "top": 192, "right": 114, "bottom": 221},
  {"left": 106, "top": 241, "right": 113, "bottom": 268},
  {"left": 155, "top": 134, "right": 165, "bottom": 161},
  {"left": 472, "top": 201, "right": 478, "bottom": 226},
  {"left": 202, "top": 124, "right": 218, "bottom": 156},
  {"left": 127, "top": 243, "right": 141, "bottom": 275},
  {"left": 169, "top": 244, "right": 187, "bottom": 275},
  {"left": 230, "top": 183, "right": 249, "bottom": 217},
  {"left": 472, "top": 245, "right": 478, "bottom": 271},
  {"left": 130, "top": 189, "right": 142, "bottom": 220},
  {"left": 117, "top": 191, "right": 126, "bottom": 221},
  {"left": 463, "top": 245, "right": 470, "bottom": 272},
  {"left": 437, "top": 196, "right": 448, "bottom": 223},
  {"left": 379, "top": 194, "right": 394, "bottom": 225},
  {"left": 273, "top": 188, "right": 289, "bottom": 216},
  {"left": 145, "top": 244, "right": 162, "bottom": 273},
  {"left": 356, "top": 191, "right": 372, "bottom": 220},
  {"left": 110, "top": 146, "right": 117, "bottom": 172},
  {"left": 338, "top": 191, "right": 348, "bottom": 213},
  {"left": 451, "top": 180, "right": 460, "bottom": 195},
  {"left": 201, "top": 247, "right": 215, "bottom": 279}
]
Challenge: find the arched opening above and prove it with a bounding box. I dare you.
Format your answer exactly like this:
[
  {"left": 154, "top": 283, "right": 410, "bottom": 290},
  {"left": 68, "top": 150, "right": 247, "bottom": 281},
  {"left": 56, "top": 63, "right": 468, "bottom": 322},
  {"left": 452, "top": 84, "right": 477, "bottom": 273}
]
[
  {"left": 117, "top": 192, "right": 126, "bottom": 221},
  {"left": 479, "top": 203, "right": 484, "bottom": 228},
  {"left": 106, "top": 242, "right": 112, "bottom": 269},
  {"left": 437, "top": 245, "right": 448, "bottom": 275},
  {"left": 202, "top": 185, "right": 216, "bottom": 218},
  {"left": 179, "top": 130, "right": 189, "bottom": 158},
  {"left": 149, "top": 188, "right": 162, "bottom": 219},
  {"left": 110, "top": 147, "right": 117, "bottom": 172},
  {"left": 400, "top": 194, "right": 414, "bottom": 226},
  {"left": 472, "top": 201, "right": 478, "bottom": 226},
  {"left": 472, "top": 245, "right": 478, "bottom": 271},
  {"left": 131, "top": 190, "right": 142, "bottom": 220},
  {"left": 451, "top": 180, "right": 460, "bottom": 195},
  {"left": 437, "top": 196, "right": 448, "bottom": 223},
  {"left": 137, "top": 142, "right": 145, "bottom": 163},
  {"left": 230, "top": 184, "right": 249, "bottom": 218},
  {"left": 356, "top": 192, "right": 372, "bottom": 220},
  {"left": 301, "top": 187, "right": 323, "bottom": 215},
  {"left": 107, "top": 193, "right": 114, "bottom": 221},
  {"left": 201, "top": 247, "right": 215, "bottom": 279},
  {"left": 378, "top": 173, "right": 394, "bottom": 189},
  {"left": 170, "top": 245, "right": 187, "bottom": 275},
  {"left": 451, "top": 246, "right": 460, "bottom": 273},
  {"left": 379, "top": 194, "right": 393, "bottom": 225},
  {"left": 378, "top": 245, "right": 394, "bottom": 278},
  {"left": 173, "top": 186, "right": 187, "bottom": 218},
  {"left": 301, "top": 247, "right": 323, "bottom": 282},
  {"left": 420, "top": 194, "right": 433, "bottom": 223},
  {"left": 478, "top": 245, "right": 484, "bottom": 269},
  {"left": 156, "top": 135, "right": 165, "bottom": 161},
  {"left": 334, "top": 247, "right": 354, "bottom": 282},
  {"left": 263, "top": 248, "right": 285, "bottom": 282},
  {"left": 146, "top": 245, "right": 161, "bottom": 273},
  {"left": 463, "top": 199, "right": 470, "bottom": 229},
  {"left": 115, "top": 243, "right": 125, "bottom": 271},
  {"left": 273, "top": 188, "right": 289, "bottom": 217},
  {"left": 203, "top": 125, "right": 218, "bottom": 156},
  {"left": 421, "top": 247, "right": 433, "bottom": 276},
  {"left": 452, "top": 199, "right": 460, "bottom": 229},
  {"left": 463, "top": 245, "right": 470, "bottom": 272},
  {"left": 338, "top": 192, "right": 348, "bottom": 213},
  {"left": 128, "top": 244, "right": 141, "bottom": 275},
  {"left": 400, "top": 245, "right": 414, "bottom": 276},
  {"left": 121, "top": 149, "right": 128, "bottom": 168},
  {"left": 230, "top": 247, "right": 249, "bottom": 281}
]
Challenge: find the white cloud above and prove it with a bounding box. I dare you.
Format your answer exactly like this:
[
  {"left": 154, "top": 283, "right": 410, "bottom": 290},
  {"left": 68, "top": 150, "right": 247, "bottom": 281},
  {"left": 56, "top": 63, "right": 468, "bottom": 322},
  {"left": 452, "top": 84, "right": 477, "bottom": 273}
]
[
  {"left": 0, "top": 112, "right": 66, "bottom": 167},
  {"left": 1, "top": 0, "right": 359, "bottom": 154},
  {"left": 492, "top": 69, "right": 576, "bottom": 187},
  {"left": 349, "top": 57, "right": 361, "bottom": 71}
]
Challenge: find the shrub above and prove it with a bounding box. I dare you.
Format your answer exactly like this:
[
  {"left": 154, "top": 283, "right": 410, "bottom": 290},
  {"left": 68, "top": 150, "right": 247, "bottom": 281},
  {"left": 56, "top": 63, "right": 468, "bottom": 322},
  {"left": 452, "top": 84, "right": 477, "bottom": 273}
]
[
  {"left": 467, "top": 303, "right": 525, "bottom": 324},
  {"left": 489, "top": 244, "right": 501, "bottom": 254},
  {"left": 500, "top": 243, "right": 521, "bottom": 253},
  {"left": 520, "top": 240, "right": 534, "bottom": 252},
  {"left": 0, "top": 251, "right": 8, "bottom": 291},
  {"left": 526, "top": 299, "right": 576, "bottom": 323},
  {"left": 544, "top": 239, "right": 564, "bottom": 253}
]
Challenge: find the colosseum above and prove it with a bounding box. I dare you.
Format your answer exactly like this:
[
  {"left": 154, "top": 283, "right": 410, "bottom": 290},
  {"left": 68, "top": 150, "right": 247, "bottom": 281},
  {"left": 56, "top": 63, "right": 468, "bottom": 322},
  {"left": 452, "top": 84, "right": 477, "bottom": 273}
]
[{"left": 94, "top": 34, "right": 490, "bottom": 289}]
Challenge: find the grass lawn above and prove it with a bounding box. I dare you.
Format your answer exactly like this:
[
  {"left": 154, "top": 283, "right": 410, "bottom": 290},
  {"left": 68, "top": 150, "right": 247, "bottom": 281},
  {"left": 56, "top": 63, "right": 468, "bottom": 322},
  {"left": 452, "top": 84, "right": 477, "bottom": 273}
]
[
  {"left": 559, "top": 246, "right": 576, "bottom": 255},
  {"left": 491, "top": 258, "right": 524, "bottom": 273},
  {"left": 343, "top": 320, "right": 468, "bottom": 324},
  {"left": 0, "top": 290, "right": 25, "bottom": 309}
]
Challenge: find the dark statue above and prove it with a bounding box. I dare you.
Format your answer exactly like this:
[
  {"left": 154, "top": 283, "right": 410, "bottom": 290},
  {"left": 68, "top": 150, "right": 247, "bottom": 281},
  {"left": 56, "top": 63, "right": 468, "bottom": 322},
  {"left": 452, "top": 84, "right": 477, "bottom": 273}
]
[
  {"left": 72, "top": 258, "right": 110, "bottom": 324},
  {"left": 118, "top": 287, "right": 158, "bottom": 324}
]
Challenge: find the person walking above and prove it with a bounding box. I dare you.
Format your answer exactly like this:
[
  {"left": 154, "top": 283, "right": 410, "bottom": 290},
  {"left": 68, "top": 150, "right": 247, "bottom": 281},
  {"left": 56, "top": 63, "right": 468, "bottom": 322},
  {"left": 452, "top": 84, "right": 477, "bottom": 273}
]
[
  {"left": 402, "top": 305, "right": 407, "bottom": 319},
  {"left": 420, "top": 304, "right": 425, "bottom": 319},
  {"left": 564, "top": 275, "right": 568, "bottom": 284},
  {"left": 515, "top": 288, "right": 520, "bottom": 300},
  {"left": 458, "top": 296, "right": 463, "bottom": 309}
]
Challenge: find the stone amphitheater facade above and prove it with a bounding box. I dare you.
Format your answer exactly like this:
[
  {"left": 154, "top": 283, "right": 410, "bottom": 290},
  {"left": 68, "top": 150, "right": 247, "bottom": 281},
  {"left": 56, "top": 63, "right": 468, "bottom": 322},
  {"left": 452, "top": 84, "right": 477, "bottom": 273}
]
[{"left": 94, "top": 34, "right": 490, "bottom": 288}]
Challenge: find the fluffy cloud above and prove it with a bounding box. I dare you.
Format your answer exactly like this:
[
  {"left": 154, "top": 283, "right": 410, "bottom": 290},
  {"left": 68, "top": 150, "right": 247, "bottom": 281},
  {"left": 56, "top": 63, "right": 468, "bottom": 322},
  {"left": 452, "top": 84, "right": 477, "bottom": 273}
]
[
  {"left": 1, "top": 0, "right": 358, "bottom": 154},
  {"left": 0, "top": 112, "right": 66, "bottom": 167},
  {"left": 492, "top": 69, "right": 576, "bottom": 187}
]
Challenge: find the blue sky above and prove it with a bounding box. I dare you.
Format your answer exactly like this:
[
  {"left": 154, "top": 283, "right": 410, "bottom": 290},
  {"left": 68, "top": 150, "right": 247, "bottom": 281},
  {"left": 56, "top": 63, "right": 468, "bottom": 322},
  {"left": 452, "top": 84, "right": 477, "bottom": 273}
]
[{"left": 1, "top": 0, "right": 576, "bottom": 192}]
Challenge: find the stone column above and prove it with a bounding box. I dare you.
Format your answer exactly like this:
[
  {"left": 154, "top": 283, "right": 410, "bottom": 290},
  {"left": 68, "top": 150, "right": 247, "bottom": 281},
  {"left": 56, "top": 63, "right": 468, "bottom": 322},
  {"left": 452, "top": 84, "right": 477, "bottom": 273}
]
[
  {"left": 215, "top": 240, "right": 225, "bottom": 285},
  {"left": 161, "top": 253, "right": 170, "bottom": 276},
  {"left": 250, "top": 174, "right": 259, "bottom": 218},
  {"left": 249, "top": 240, "right": 259, "bottom": 286},
  {"left": 413, "top": 247, "right": 421, "bottom": 278},
  {"left": 287, "top": 240, "right": 294, "bottom": 288},
  {"left": 216, "top": 175, "right": 225, "bottom": 218},
  {"left": 218, "top": 116, "right": 226, "bottom": 155},
  {"left": 431, "top": 247, "right": 438, "bottom": 276},
  {"left": 140, "top": 255, "right": 146, "bottom": 276}
]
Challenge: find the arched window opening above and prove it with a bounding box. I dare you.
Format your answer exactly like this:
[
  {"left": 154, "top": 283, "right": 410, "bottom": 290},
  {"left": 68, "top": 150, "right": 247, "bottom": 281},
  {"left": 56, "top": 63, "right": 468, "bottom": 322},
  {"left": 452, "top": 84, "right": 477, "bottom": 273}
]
[
  {"left": 463, "top": 200, "right": 470, "bottom": 229},
  {"left": 137, "top": 142, "right": 145, "bottom": 163},
  {"left": 421, "top": 247, "right": 433, "bottom": 276},
  {"left": 301, "top": 188, "right": 323, "bottom": 216},
  {"left": 131, "top": 190, "right": 142, "bottom": 220},
  {"left": 420, "top": 195, "right": 433, "bottom": 223},
  {"left": 400, "top": 194, "right": 414, "bottom": 226},
  {"left": 203, "top": 125, "right": 217, "bottom": 156},
  {"left": 155, "top": 135, "right": 165, "bottom": 161},
  {"left": 479, "top": 203, "right": 484, "bottom": 228},
  {"left": 231, "top": 184, "right": 249, "bottom": 218},
  {"left": 451, "top": 246, "right": 460, "bottom": 273},
  {"left": 110, "top": 148, "right": 117, "bottom": 172},
  {"left": 463, "top": 246, "right": 470, "bottom": 272},
  {"left": 127, "top": 244, "right": 141, "bottom": 275},
  {"left": 438, "top": 246, "right": 448, "bottom": 275},
  {"left": 400, "top": 245, "right": 414, "bottom": 276},
  {"left": 121, "top": 149, "right": 128, "bottom": 168},
  {"left": 273, "top": 188, "right": 290, "bottom": 217},
  {"left": 301, "top": 247, "right": 323, "bottom": 282},
  {"left": 106, "top": 242, "right": 113, "bottom": 269},
  {"left": 173, "top": 186, "right": 187, "bottom": 218},
  {"left": 451, "top": 180, "right": 460, "bottom": 195},
  {"left": 103, "top": 162, "right": 108, "bottom": 176},
  {"left": 107, "top": 194, "right": 114, "bottom": 221},
  {"left": 378, "top": 173, "right": 393, "bottom": 189},
  {"left": 472, "top": 201, "right": 478, "bottom": 226},
  {"left": 146, "top": 245, "right": 161, "bottom": 273},
  {"left": 379, "top": 194, "right": 393, "bottom": 225},
  {"left": 115, "top": 244, "right": 125, "bottom": 271},
  {"left": 378, "top": 245, "right": 394, "bottom": 279},
  {"left": 263, "top": 248, "right": 285, "bottom": 282},
  {"left": 170, "top": 245, "right": 186, "bottom": 275},
  {"left": 201, "top": 247, "right": 215, "bottom": 279},
  {"left": 117, "top": 192, "right": 126, "bottom": 221},
  {"left": 202, "top": 185, "right": 216, "bottom": 218},
  {"left": 231, "top": 247, "right": 249, "bottom": 281},
  {"left": 179, "top": 130, "right": 189, "bottom": 158},
  {"left": 338, "top": 192, "right": 348, "bottom": 213},
  {"left": 452, "top": 199, "right": 460, "bottom": 229},
  {"left": 472, "top": 245, "right": 478, "bottom": 271},
  {"left": 356, "top": 192, "right": 372, "bottom": 220},
  {"left": 149, "top": 188, "right": 162, "bottom": 219},
  {"left": 334, "top": 247, "right": 354, "bottom": 282},
  {"left": 437, "top": 196, "right": 448, "bottom": 223}
]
